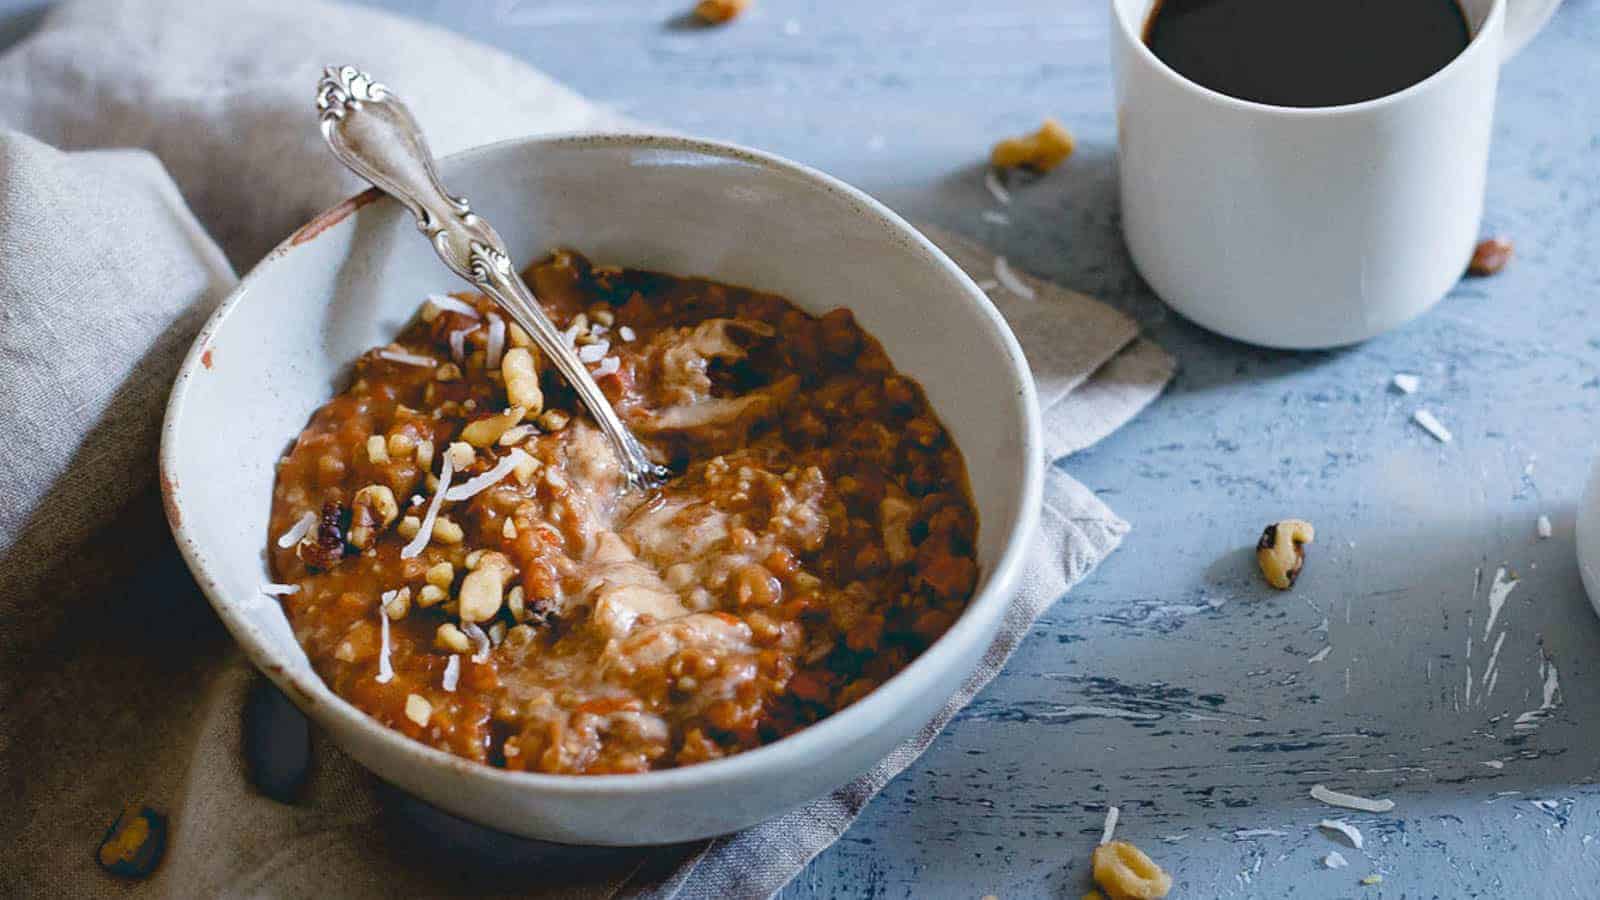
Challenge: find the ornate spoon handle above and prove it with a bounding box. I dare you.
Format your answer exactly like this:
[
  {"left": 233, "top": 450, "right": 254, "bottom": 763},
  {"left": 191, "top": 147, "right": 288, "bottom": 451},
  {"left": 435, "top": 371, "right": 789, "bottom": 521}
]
[{"left": 315, "top": 65, "right": 666, "bottom": 490}]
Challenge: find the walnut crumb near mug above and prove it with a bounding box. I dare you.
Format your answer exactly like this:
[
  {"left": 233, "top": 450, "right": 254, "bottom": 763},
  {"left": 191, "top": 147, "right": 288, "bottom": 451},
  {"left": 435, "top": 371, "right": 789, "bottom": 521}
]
[{"left": 1110, "top": 0, "right": 1562, "bottom": 349}]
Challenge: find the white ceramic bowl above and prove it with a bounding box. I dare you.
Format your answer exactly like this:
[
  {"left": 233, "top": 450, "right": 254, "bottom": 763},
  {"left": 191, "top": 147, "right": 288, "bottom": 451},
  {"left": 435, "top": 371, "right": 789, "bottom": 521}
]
[{"left": 161, "top": 134, "right": 1042, "bottom": 845}]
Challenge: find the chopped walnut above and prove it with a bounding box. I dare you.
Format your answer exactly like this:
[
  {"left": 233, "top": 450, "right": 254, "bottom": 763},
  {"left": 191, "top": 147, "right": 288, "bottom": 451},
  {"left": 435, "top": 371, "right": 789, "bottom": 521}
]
[
  {"left": 1256, "top": 518, "right": 1314, "bottom": 590},
  {"left": 297, "top": 500, "right": 348, "bottom": 570},
  {"left": 1092, "top": 840, "right": 1172, "bottom": 900},
  {"left": 404, "top": 693, "right": 432, "bottom": 727},
  {"left": 1467, "top": 237, "right": 1513, "bottom": 276},
  {"left": 436, "top": 623, "right": 471, "bottom": 654},
  {"left": 97, "top": 804, "right": 167, "bottom": 878},
  {"left": 459, "top": 551, "right": 516, "bottom": 624},
  {"left": 538, "top": 408, "right": 571, "bottom": 432},
  {"left": 347, "top": 484, "right": 399, "bottom": 550},
  {"left": 461, "top": 406, "right": 527, "bottom": 447},
  {"left": 501, "top": 347, "right": 544, "bottom": 418},
  {"left": 990, "top": 118, "right": 1076, "bottom": 172},
  {"left": 694, "top": 0, "right": 749, "bottom": 24}
]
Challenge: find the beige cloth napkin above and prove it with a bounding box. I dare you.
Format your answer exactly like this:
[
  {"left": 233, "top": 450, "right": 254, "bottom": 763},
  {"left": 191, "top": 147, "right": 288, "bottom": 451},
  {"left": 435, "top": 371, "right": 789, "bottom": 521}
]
[{"left": 0, "top": 1, "right": 1173, "bottom": 897}]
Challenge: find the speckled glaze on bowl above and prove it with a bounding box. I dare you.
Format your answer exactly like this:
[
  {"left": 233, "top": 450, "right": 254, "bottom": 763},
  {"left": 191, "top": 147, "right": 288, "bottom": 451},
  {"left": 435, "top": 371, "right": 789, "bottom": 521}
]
[{"left": 160, "top": 133, "right": 1042, "bottom": 845}]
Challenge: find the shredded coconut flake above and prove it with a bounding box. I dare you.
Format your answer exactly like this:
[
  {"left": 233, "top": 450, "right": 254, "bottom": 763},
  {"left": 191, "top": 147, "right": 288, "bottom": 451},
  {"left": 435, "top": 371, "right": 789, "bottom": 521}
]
[
  {"left": 401, "top": 453, "right": 455, "bottom": 559},
  {"left": 562, "top": 319, "right": 585, "bottom": 347},
  {"left": 993, "top": 257, "right": 1035, "bottom": 300},
  {"left": 981, "top": 210, "right": 1011, "bottom": 226},
  {"left": 449, "top": 328, "right": 471, "bottom": 365},
  {"left": 1308, "top": 645, "right": 1333, "bottom": 663},
  {"left": 462, "top": 622, "right": 491, "bottom": 663},
  {"left": 1099, "top": 806, "right": 1119, "bottom": 845},
  {"left": 577, "top": 340, "right": 610, "bottom": 363},
  {"left": 1537, "top": 514, "right": 1552, "bottom": 539},
  {"left": 1323, "top": 850, "right": 1349, "bottom": 869},
  {"left": 442, "top": 654, "right": 461, "bottom": 692},
  {"left": 984, "top": 169, "right": 1011, "bottom": 205},
  {"left": 1232, "top": 829, "right": 1288, "bottom": 839},
  {"left": 376, "top": 593, "right": 395, "bottom": 684},
  {"left": 1318, "top": 819, "right": 1364, "bottom": 849},
  {"left": 444, "top": 449, "right": 529, "bottom": 501},
  {"left": 1392, "top": 373, "right": 1420, "bottom": 394},
  {"left": 485, "top": 315, "right": 506, "bottom": 369},
  {"left": 426, "top": 294, "right": 480, "bottom": 318},
  {"left": 593, "top": 356, "right": 621, "bottom": 377},
  {"left": 618, "top": 325, "right": 637, "bottom": 343},
  {"left": 276, "top": 511, "right": 317, "bottom": 549},
  {"left": 259, "top": 582, "right": 300, "bottom": 597},
  {"left": 377, "top": 348, "right": 437, "bottom": 367},
  {"left": 1412, "top": 409, "right": 1453, "bottom": 443},
  {"left": 1311, "top": 784, "right": 1395, "bottom": 813},
  {"left": 976, "top": 278, "right": 999, "bottom": 291}
]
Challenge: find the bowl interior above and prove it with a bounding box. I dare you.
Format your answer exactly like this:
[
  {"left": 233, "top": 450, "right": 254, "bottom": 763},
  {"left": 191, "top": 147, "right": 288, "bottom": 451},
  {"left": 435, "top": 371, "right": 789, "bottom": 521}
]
[{"left": 163, "top": 134, "right": 1038, "bottom": 797}]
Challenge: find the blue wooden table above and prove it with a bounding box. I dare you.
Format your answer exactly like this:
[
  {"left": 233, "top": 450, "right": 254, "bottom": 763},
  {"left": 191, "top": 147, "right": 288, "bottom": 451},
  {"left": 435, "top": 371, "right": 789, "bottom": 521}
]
[
  {"left": 16, "top": 0, "right": 1600, "bottom": 895},
  {"left": 282, "top": 2, "right": 1600, "bottom": 896}
]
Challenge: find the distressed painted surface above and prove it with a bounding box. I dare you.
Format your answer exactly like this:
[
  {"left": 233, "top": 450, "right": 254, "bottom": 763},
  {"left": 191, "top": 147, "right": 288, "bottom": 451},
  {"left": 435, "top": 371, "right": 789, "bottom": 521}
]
[{"left": 9, "top": 0, "right": 1596, "bottom": 894}]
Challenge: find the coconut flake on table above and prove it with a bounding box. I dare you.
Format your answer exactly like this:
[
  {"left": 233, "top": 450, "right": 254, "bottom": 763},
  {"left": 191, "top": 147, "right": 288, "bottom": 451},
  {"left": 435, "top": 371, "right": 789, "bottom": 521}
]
[
  {"left": 1412, "top": 408, "right": 1453, "bottom": 443},
  {"left": 1392, "top": 373, "right": 1420, "bottom": 394},
  {"left": 444, "top": 448, "right": 531, "bottom": 501},
  {"left": 1311, "top": 784, "right": 1395, "bottom": 813},
  {"left": 1099, "top": 806, "right": 1119, "bottom": 845},
  {"left": 593, "top": 356, "right": 622, "bottom": 377},
  {"left": 376, "top": 593, "right": 395, "bottom": 684},
  {"left": 462, "top": 622, "right": 491, "bottom": 663},
  {"left": 442, "top": 654, "right": 461, "bottom": 692},
  {"left": 377, "top": 347, "right": 437, "bottom": 368},
  {"left": 425, "top": 293, "right": 480, "bottom": 318},
  {"left": 993, "top": 256, "right": 1035, "bottom": 300},
  {"left": 1232, "top": 829, "right": 1288, "bottom": 839},
  {"left": 1537, "top": 514, "right": 1553, "bottom": 539},
  {"left": 275, "top": 511, "right": 317, "bottom": 549},
  {"left": 1318, "top": 819, "right": 1364, "bottom": 849},
  {"left": 577, "top": 340, "right": 610, "bottom": 363},
  {"left": 1308, "top": 645, "right": 1333, "bottom": 663},
  {"left": 618, "top": 325, "right": 637, "bottom": 343},
  {"left": 259, "top": 583, "right": 300, "bottom": 597},
  {"left": 975, "top": 278, "right": 999, "bottom": 291},
  {"left": 485, "top": 314, "right": 506, "bottom": 369},
  {"left": 981, "top": 210, "right": 1011, "bottom": 226},
  {"left": 401, "top": 453, "right": 455, "bottom": 559},
  {"left": 1323, "top": 850, "right": 1349, "bottom": 869},
  {"left": 984, "top": 169, "right": 1011, "bottom": 205}
]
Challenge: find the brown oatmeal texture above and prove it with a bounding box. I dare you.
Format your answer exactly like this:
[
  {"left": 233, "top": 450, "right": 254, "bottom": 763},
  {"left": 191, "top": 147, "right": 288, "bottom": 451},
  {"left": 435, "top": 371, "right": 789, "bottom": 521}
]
[{"left": 267, "top": 251, "right": 979, "bottom": 774}]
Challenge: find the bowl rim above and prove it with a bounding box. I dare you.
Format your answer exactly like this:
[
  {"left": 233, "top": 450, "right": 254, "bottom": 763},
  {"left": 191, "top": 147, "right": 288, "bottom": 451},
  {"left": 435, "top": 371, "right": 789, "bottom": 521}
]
[{"left": 161, "top": 130, "right": 1044, "bottom": 797}]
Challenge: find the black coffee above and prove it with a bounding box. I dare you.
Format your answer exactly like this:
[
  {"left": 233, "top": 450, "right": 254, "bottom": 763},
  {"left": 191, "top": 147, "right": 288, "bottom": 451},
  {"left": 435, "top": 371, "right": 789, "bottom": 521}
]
[{"left": 1143, "top": 0, "right": 1472, "bottom": 108}]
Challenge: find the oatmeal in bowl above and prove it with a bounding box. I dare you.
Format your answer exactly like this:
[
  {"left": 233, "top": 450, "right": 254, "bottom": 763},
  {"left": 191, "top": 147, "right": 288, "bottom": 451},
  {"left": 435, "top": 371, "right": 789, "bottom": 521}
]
[
  {"left": 269, "top": 251, "right": 979, "bottom": 774},
  {"left": 164, "top": 134, "right": 1039, "bottom": 843}
]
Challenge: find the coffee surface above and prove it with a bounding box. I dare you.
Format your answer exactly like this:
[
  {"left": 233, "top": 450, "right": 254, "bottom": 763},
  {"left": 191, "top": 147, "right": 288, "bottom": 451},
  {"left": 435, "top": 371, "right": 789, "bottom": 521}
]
[{"left": 1143, "top": 0, "right": 1472, "bottom": 108}]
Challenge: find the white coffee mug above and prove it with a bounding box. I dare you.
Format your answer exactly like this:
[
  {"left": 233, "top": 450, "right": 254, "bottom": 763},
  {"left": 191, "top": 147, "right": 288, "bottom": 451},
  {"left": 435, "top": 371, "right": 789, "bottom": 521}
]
[{"left": 1111, "top": 0, "right": 1561, "bottom": 349}]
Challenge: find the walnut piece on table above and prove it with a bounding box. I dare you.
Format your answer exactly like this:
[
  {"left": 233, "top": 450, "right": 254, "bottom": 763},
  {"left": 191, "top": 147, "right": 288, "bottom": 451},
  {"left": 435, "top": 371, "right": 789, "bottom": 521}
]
[
  {"left": 1257, "top": 518, "right": 1315, "bottom": 590},
  {"left": 990, "top": 117, "right": 1076, "bottom": 172},
  {"left": 1092, "top": 840, "right": 1173, "bottom": 899},
  {"left": 694, "top": 0, "right": 750, "bottom": 24}
]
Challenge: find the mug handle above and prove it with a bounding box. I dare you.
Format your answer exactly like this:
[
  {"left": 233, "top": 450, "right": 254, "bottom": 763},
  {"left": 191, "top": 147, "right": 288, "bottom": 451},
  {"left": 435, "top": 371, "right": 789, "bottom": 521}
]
[{"left": 1502, "top": 0, "right": 1562, "bottom": 60}]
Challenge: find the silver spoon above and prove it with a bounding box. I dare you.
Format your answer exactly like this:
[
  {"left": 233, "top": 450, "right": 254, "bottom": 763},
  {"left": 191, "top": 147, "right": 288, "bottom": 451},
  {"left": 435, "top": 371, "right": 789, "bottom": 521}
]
[{"left": 315, "top": 65, "right": 667, "bottom": 491}]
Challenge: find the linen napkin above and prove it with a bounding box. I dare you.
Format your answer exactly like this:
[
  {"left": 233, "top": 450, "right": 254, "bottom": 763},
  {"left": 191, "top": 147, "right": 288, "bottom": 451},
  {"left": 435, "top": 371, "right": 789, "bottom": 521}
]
[{"left": 0, "top": 1, "right": 1174, "bottom": 897}]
